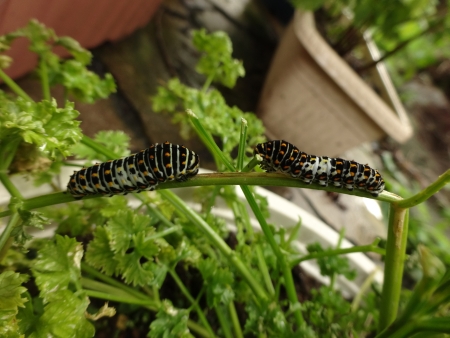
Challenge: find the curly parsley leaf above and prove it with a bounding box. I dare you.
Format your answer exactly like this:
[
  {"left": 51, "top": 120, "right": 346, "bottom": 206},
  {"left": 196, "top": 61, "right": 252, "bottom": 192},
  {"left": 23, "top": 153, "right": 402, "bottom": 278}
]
[
  {"left": 244, "top": 299, "right": 295, "bottom": 337},
  {"left": 0, "top": 271, "right": 29, "bottom": 337},
  {"left": 198, "top": 257, "right": 235, "bottom": 307},
  {"left": 86, "top": 210, "right": 176, "bottom": 287},
  {"left": 0, "top": 96, "right": 82, "bottom": 158},
  {"left": 2, "top": 19, "right": 116, "bottom": 103},
  {"left": 149, "top": 300, "right": 193, "bottom": 338},
  {"left": 32, "top": 235, "right": 83, "bottom": 303},
  {"left": 306, "top": 242, "right": 356, "bottom": 280},
  {"left": 152, "top": 78, "right": 265, "bottom": 161},
  {"left": 46, "top": 196, "right": 129, "bottom": 237},
  {"left": 302, "top": 286, "right": 378, "bottom": 336},
  {"left": 192, "top": 29, "right": 245, "bottom": 88},
  {"left": 10, "top": 210, "right": 49, "bottom": 246},
  {"left": 54, "top": 60, "right": 116, "bottom": 103}
]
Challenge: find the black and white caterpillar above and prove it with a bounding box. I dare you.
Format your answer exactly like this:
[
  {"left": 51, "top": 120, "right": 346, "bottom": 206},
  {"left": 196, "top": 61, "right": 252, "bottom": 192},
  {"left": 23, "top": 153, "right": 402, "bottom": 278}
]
[
  {"left": 67, "top": 142, "right": 200, "bottom": 199},
  {"left": 254, "top": 140, "right": 385, "bottom": 197}
]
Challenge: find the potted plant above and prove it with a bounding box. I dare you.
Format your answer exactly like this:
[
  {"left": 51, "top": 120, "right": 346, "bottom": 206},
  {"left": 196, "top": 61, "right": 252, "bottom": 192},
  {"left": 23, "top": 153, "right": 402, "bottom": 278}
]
[
  {"left": 257, "top": 10, "right": 413, "bottom": 157},
  {"left": 2, "top": 21, "right": 450, "bottom": 337}
]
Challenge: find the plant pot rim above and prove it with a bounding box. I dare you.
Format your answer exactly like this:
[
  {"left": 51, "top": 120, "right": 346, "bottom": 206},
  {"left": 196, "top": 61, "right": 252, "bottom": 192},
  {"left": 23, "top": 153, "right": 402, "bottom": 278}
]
[{"left": 293, "top": 10, "right": 412, "bottom": 143}]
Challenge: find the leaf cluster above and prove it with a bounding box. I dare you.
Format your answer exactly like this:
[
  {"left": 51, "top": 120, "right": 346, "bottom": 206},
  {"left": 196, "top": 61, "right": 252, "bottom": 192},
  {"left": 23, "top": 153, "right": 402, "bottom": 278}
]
[
  {"left": 152, "top": 30, "right": 264, "bottom": 165},
  {"left": 1, "top": 19, "right": 116, "bottom": 103}
]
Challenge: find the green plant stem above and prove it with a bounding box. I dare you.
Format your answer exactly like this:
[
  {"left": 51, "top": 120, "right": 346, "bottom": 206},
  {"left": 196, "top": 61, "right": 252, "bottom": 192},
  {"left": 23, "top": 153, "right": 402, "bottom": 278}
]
[
  {"left": 242, "top": 157, "right": 260, "bottom": 173},
  {"left": 0, "top": 68, "right": 33, "bottom": 101},
  {"left": 81, "top": 277, "right": 152, "bottom": 304},
  {"left": 161, "top": 189, "right": 269, "bottom": 303},
  {"left": 215, "top": 306, "right": 233, "bottom": 338},
  {"left": 187, "top": 109, "right": 235, "bottom": 172},
  {"left": 256, "top": 244, "right": 275, "bottom": 296},
  {"left": 396, "top": 169, "right": 450, "bottom": 208},
  {"left": 0, "top": 136, "right": 23, "bottom": 198},
  {"left": 145, "top": 203, "right": 177, "bottom": 229},
  {"left": 0, "top": 137, "right": 22, "bottom": 171},
  {"left": 81, "top": 263, "right": 149, "bottom": 301},
  {"left": 290, "top": 239, "right": 385, "bottom": 267},
  {"left": 0, "top": 173, "right": 400, "bottom": 219},
  {"left": 39, "top": 58, "right": 51, "bottom": 101},
  {"left": 148, "top": 225, "right": 182, "bottom": 240},
  {"left": 83, "top": 289, "right": 156, "bottom": 307},
  {"left": 202, "top": 73, "right": 215, "bottom": 92},
  {"left": 286, "top": 219, "right": 302, "bottom": 247},
  {"left": 377, "top": 317, "right": 450, "bottom": 338},
  {"left": 84, "top": 284, "right": 211, "bottom": 338},
  {"left": 228, "top": 301, "right": 244, "bottom": 338},
  {"left": 0, "top": 172, "right": 23, "bottom": 199},
  {"left": 168, "top": 267, "right": 216, "bottom": 338},
  {"left": 240, "top": 185, "right": 304, "bottom": 328},
  {"left": 351, "top": 268, "right": 380, "bottom": 312},
  {"left": 0, "top": 212, "right": 20, "bottom": 259},
  {"left": 81, "top": 135, "right": 118, "bottom": 160},
  {"left": 330, "top": 229, "right": 345, "bottom": 288},
  {"left": 378, "top": 205, "right": 409, "bottom": 332},
  {"left": 236, "top": 118, "right": 248, "bottom": 172}
]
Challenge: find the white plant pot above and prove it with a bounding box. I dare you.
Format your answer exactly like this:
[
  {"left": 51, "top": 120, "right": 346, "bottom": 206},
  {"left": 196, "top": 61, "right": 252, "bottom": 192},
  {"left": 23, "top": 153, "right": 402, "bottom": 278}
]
[{"left": 1, "top": 166, "right": 383, "bottom": 297}]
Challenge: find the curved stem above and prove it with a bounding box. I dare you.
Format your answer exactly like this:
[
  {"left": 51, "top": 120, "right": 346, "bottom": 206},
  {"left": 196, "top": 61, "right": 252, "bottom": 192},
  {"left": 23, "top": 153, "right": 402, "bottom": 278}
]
[
  {"left": 0, "top": 173, "right": 23, "bottom": 199},
  {"left": 0, "top": 68, "right": 33, "bottom": 101},
  {"left": 290, "top": 239, "right": 385, "bottom": 267},
  {"left": 81, "top": 263, "right": 151, "bottom": 301},
  {"left": 0, "top": 172, "right": 401, "bottom": 219},
  {"left": 396, "top": 169, "right": 450, "bottom": 208}
]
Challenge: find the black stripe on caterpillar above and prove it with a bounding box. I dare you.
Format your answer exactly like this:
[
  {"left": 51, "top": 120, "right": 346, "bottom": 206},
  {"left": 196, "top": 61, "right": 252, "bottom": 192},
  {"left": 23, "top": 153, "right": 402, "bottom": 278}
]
[
  {"left": 67, "top": 142, "right": 200, "bottom": 199},
  {"left": 254, "top": 140, "right": 385, "bottom": 197}
]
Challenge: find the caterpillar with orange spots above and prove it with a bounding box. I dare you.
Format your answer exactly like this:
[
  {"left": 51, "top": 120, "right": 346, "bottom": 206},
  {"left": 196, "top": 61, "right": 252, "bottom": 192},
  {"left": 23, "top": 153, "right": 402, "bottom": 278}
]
[
  {"left": 67, "top": 142, "right": 200, "bottom": 199},
  {"left": 254, "top": 140, "right": 385, "bottom": 197}
]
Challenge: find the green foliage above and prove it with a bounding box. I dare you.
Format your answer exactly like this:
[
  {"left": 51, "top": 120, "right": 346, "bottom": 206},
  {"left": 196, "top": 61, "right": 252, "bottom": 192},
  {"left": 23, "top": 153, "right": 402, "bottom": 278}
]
[
  {"left": 152, "top": 29, "right": 264, "bottom": 166},
  {"left": 303, "top": 286, "right": 378, "bottom": 336},
  {"left": 13, "top": 210, "right": 49, "bottom": 246},
  {"left": 71, "top": 130, "right": 131, "bottom": 162},
  {"left": 192, "top": 29, "right": 245, "bottom": 88},
  {"left": 47, "top": 196, "right": 129, "bottom": 237},
  {"left": 0, "top": 95, "right": 82, "bottom": 159},
  {"left": 292, "top": 0, "right": 450, "bottom": 83},
  {"left": 306, "top": 242, "right": 356, "bottom": 280},
  {"left": 1, "top": 19, "right": 116, "bottom": 103},
  {"left": 149, "top": 300, "right": 193, "bottom": 338},
  {"left": 0, "top": 271, "right": 29, "bottom": 337}
]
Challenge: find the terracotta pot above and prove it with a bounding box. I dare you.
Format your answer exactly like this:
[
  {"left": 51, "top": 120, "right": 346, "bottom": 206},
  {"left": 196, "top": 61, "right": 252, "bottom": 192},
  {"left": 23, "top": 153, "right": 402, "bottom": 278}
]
[
  {"left": 257, "top": 11, "right": 413, "bottom": 157},
  {"left": 0, "top": 0, "right": 163, "bottom": 79}
]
